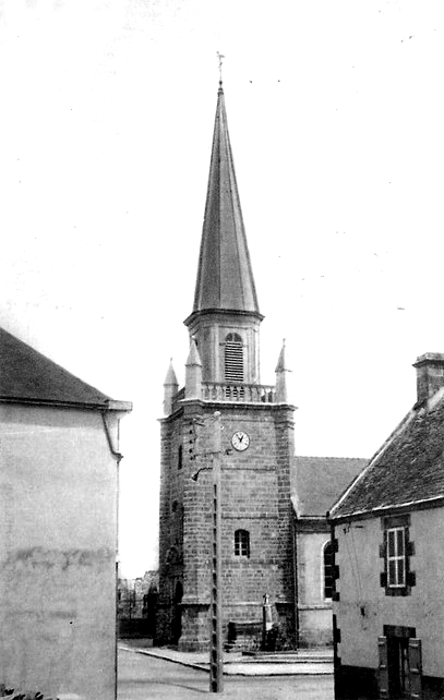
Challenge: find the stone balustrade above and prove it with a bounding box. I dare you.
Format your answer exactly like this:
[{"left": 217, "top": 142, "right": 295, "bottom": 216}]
[
  {"left": 171, "top": 384, "right": 276, "bottom": 412},
  {"left": 202, "top": 382, "right": 276, "bottom": 403}
]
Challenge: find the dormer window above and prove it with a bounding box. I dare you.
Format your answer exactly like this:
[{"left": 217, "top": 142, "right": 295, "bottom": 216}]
[{"left": 225, "top": 333, "right": 243, "bottom": 383}]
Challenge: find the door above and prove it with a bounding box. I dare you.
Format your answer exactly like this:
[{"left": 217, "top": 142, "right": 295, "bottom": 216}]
[
  {"left": 408, "top": 639, "right": 422, "bottom": 700},
  {"left": 378, "top": 636, "right": 389, "bottom": 699},
  {"left": 172, "top": 580, "right": 183, "bottom": 644},
  {"left": 387, "top": 637, "right": 410, "bottom": 698},
  {"left": 378, "top": 634, "right": 422, "bottom": 700}
]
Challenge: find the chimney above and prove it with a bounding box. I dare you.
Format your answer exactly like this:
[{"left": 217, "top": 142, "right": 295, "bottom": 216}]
[{"left": 413, "top": 353, "right": 444, "bottom": 403}]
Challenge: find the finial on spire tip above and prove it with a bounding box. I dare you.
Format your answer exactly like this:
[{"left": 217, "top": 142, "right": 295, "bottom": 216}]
[{"left": 217, "top": 51, "right": 225, "bottom": 85}]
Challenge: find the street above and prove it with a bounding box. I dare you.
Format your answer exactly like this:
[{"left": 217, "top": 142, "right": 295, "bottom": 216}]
[{"left": 118, "top": 647, "right": 334, "bottom": 700}]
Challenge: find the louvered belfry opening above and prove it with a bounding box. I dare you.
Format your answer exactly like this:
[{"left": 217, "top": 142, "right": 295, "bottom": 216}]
[{"left": 225, "top": 333, "right": 244, "bottom": 383}]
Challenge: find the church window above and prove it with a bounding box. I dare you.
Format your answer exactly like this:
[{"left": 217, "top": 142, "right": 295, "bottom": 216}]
[
  {"left": 323, "top": 541, "right": 334, "bottom": 599},
  {"left": 234, "top": 529, "right": 250, "bottom": 558},
  {"left": 225, "top": 333, "right": 244, "bottom": 383}
]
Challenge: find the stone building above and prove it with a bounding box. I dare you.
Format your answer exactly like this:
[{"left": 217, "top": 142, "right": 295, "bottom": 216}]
[
  {"left": 158, "top": 79, "right": 367, "bottom": 651},
  {"left": 0, "top": 326, "right": 131, "bottom": 700},
  {"left": 329, "top": 353, "right": 444, "bottom": 699},
  {"left": 118, "top": 571, "right": 158, "bottom": 639},
  {"left": 158, "top": 79, "right": 296, "bottom": 651}
]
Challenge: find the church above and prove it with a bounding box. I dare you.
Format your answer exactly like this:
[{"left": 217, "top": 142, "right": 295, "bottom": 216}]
[{"left": 157, "top": 77, "right": 366, "bottom": 651}]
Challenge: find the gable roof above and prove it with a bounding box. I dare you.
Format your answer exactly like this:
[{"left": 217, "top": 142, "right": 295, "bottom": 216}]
[
  {"left": 330, "top": 389, "right": 444, "bottom": 520},
  {"left": 188, "top": 82, "right": 261, "bottom": 320},
  {"left": 0, "top": 327, "right": 130, "bottom": 411},
  {"left": 291, "top": 456, "right": 368, "bottom": 517}
]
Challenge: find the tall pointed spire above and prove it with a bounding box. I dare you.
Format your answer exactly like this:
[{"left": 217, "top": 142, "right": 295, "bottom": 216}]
[
  {"left": 184, "top": 79, "right": 263, "bottom": 386},
  {"left": 191, "top": 82, "right": 261, "bottom": 316}
]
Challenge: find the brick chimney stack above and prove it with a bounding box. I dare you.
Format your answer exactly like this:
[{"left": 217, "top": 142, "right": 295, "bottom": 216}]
[{"left": 413, "top": 353, "right": 444, "bottom": 403}]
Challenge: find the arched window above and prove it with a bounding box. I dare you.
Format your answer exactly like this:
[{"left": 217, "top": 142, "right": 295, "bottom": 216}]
[
  {"left": 225, "top": 333, "right": 244, "bottom": 383},
  {"left": 234, "top": 529, "right": 250, "bottom": 558},
  {"left": 323, "top": 541, "right": 334, "bottom": 599}
]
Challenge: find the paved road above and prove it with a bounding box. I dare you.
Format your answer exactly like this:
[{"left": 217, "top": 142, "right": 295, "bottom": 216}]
[{"left": 118, "top": 647, "right": 335, "bottom": 700}]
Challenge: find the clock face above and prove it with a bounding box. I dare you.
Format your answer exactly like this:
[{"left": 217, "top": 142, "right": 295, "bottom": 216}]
[{"left": 231, "top": 431, "right": 250, "bottom": 452}]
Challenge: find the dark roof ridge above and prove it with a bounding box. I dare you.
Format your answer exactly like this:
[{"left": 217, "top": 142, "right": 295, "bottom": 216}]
[{"left": 294, "top": 455, "right": 368, "bottom": 460}]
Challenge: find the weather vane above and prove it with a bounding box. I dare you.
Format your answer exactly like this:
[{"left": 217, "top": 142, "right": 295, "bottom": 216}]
[{"left": 217, "top": 51, "right": 225, "bottom": 82}]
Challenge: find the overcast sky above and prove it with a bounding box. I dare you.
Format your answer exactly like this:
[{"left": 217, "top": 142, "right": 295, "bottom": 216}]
[{"left": 1, "top": 0, "right": 444, "bottom": 577}]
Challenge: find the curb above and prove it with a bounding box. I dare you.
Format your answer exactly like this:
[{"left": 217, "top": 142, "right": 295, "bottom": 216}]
[{"left": 119, "top": 645, "right": 334, "bottom": 676}]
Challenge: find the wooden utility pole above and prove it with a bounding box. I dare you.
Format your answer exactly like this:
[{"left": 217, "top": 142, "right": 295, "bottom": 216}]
[{"left": 209, "top": 411, "right": 223, "bottom": 692}]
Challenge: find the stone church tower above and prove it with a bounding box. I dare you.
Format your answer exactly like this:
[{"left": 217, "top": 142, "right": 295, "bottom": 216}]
[{"left": 158, "top": 79, "right": 296, "bottom": 651}]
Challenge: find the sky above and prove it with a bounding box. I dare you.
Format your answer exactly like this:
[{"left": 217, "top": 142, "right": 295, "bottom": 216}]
[{"left": 1, "top": 0, "right": 444, "bottom": 577}]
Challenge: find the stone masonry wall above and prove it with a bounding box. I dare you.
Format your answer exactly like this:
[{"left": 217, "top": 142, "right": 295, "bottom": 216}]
[{"left": 158, "top": 399, "right": 296, "bottom": 650}]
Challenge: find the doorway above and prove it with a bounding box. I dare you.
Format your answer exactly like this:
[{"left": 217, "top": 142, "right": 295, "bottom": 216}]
[
  {"left": 387, "top": 636, "right": 410, "bottom": 698},
  {"left": 379, "top": 626, "right": 422, "bottom": 699},
  {"left": 172, "top": 580, "right": 183, "bottom": 645}
]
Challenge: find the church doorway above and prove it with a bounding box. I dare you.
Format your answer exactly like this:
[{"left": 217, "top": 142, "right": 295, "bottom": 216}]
[{"left": 172, "top": 581, "right": 183, "bottom": 644}]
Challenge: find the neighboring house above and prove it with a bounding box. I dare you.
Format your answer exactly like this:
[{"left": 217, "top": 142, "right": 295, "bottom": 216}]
[
  {"left": 0, "top": 327, "right": 131, "bottom": 700},
  {"left": 329, "top": 352, "right": 444, "bottom": 700},
  {"left": 291, "top": 456, "right": 367, "bottom": 647}
]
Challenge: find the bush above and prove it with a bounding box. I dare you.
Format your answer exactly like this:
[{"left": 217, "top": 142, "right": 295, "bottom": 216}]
[{"left": 0, "top": 685, "right": 58, "bottom": 700}]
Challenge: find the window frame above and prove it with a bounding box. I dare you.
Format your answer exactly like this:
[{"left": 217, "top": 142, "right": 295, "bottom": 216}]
[
  {"left": 386, "top": 526, "right": 406, "bottom": 588},
  {"left": 234, "top": 529, "right": 250, "bottom": 558},
  {"left": 323, "top": 540, "right": 334, "bottom": 600},
  {"left": 380, "top": 514, "right": 415, "bottom": 596}
]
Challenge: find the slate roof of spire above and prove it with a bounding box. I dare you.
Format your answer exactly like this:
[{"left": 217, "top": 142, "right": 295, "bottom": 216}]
[
  {"left": 163, "top": 360, "right": 179, "bottom": 388},
  {"left": 330, "top": 389, "right": 444, "bottom": 519},
  {"left": 191, "top": 82, "right": 261, "bottom": 317},
  {"left": 0, "top": 326, "right": 130, "bottom": 410},
  {"left": 291, "top": 456, "right": 368, "bottom": 517}
]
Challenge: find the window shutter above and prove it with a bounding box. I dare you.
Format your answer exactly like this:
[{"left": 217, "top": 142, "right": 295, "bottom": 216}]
[
  {"left": 407, "top": 571, "right": 416, "bottom": 587},
  {"left": 380, "top": 572, "right": 387, "bottom": 587},
  {"left": 407, "top": 541, "right": 415, "bottom": 556},
  {"left": 408, "top": 638, "right": 422, "bottom": 700},
  {"left": 378, "top": 636, "right": 389, "bottom": 699},
  {"left": 225, "top": 334, "right": 244, "bottom": 383}
]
